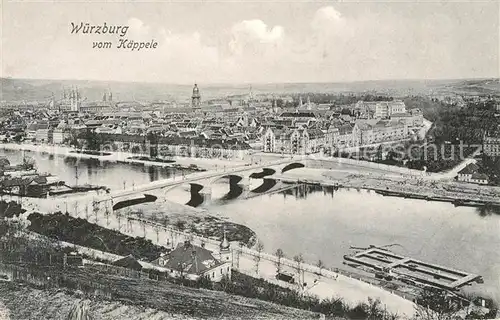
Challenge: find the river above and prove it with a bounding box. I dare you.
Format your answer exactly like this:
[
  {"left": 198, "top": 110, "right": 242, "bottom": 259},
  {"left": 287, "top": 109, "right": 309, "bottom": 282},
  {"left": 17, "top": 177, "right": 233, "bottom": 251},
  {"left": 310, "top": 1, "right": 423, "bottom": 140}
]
[
  {"left": 204, "top": 183, "right": 500, "bottom": 301},
  {"left": 1, "top": 148, "right": 499, "bottom": 300},
  {"left": 0, "top": 149, "right": 189, "bottom": 191}
]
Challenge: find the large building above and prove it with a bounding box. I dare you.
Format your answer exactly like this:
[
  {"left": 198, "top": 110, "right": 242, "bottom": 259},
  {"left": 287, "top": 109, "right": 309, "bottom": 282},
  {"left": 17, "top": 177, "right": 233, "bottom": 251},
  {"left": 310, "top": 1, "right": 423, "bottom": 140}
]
[
  {"left": 391, "top": 108, "right": 423, "bottom": 128},
  {"left": 355, "top": 100, "right": 407, "bottom": 119},
  {"left": 336, "top": 123, "right": 358, "bottom": 148},
  {"left": 483, "top": 127, "right": 500, "bottom": 157},
  {"left": 262, "top": 127, "right": 324, "bottom": 154},
  {"left": 375, "top": 101, "right": 406, "bottom": 119},
  {"left": 35, "top": 121, "right": 52, "bottom": 143},
  {"left": 58, "top": 87, "right": 82, "bottom": 112},
  {"left": 357, "top": 119, "right": 409, "bottom": 145}
]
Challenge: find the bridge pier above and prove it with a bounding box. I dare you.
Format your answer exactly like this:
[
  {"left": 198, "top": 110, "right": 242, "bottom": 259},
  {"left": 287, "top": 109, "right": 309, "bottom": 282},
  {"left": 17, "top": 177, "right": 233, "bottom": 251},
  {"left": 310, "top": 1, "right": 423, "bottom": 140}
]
[
  {"left": 240, "top": 179, "right": 251, "bottom": 199},
  {"left": 200, "top": 186, "right": 212, "bottom": 206}
]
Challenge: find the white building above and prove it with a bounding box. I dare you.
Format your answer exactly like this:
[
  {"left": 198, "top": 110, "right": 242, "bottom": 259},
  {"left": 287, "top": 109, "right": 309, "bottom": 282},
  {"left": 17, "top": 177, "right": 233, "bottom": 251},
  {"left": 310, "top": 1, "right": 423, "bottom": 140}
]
[{"left": 149, "top": 233, "right": 232, "bottom": 282}]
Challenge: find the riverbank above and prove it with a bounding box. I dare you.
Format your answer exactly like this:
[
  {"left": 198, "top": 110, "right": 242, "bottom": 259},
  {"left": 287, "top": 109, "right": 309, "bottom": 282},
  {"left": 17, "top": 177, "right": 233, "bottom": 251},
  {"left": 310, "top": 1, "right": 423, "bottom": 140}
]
[
  {"left": 0, "top": 142, "right": 247, "bottom": 171},
  {"left": 340, "top": 175, "right": 500, "bottom": 208},
  {"left": 279, "top": 168, "right": 500, "bottom": 208}
]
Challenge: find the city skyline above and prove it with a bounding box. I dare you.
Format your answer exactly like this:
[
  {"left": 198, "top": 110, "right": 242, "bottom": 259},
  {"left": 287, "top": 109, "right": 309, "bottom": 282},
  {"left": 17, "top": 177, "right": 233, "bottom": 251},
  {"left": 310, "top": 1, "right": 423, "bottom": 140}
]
[{"left": 2, "top": 1, "right": 499, "bottom": 84}]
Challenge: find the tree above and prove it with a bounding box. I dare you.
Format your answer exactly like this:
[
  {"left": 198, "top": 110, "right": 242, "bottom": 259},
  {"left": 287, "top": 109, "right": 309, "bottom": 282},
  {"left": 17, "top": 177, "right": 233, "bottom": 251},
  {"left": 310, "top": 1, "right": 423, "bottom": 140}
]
[
  {"left": 105, "top": 203, "right": 111, "bottom": 227},
  {"left": 0, "top": 157, "right": 10, "bottom": 170},
  {"left": 92, "top": 200, "right": 100, "bottom": 223},
  {"left": 22, "top": 157, "right": 37, "bottom": 171},
  {"left": 68, "top": 129, "right": 82, "bottom": 149},
  {"left": 116, "top": 212, "right": 122, "bottom": 231},
  {"left": 161, "top": 216, "right": 170, "bottom": 227},
  {"left": 219, "top": 274, "right": 233, "bottom": 293},
  {"left": 412, "top": 287, "right": 466, "bottom": 320},
  {"left": 254, "top": 240, "right": 264, "bottom": 275},
  {"left": 235, "top": 241, "right": 244, "bottom": 269},
  {"left": 376, "top": 145, "right": 384, "bottom": 162},
  {"left": 293, "top": 253, "right": 304, "bottom": 289},
  {"left": 316, "top": 259, "right": 325, "bottom": 277},
  {"left": 275, "top": 248, "right": 285, "bottom": 273},
  {"left": 147, "top": 132, "right": 159, "bottom": 158},
  {"left": 81, "top": 129, "right": 102, "bottom": 151},
  {"left": 174, "top": 220, "right": 186, "bottom": 230},
  {"left": 196, "top": 275, "right": 213, "bottom": 290}
]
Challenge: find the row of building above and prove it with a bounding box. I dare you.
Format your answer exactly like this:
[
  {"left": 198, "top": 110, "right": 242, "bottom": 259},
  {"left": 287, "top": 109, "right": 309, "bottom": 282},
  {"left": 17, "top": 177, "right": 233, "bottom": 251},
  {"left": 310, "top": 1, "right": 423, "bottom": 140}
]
[
  {"left": 262, "top": 103, "right": 422, "bottom": 154},
  {"left": 2, "top": 84, "right": 428, "bottom": 157}
]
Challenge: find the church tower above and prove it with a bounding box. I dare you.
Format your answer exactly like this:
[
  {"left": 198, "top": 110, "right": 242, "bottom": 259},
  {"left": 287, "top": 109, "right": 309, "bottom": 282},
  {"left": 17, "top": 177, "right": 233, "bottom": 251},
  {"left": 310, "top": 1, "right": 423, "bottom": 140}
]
[
  {"left": 219, "top": 226, "right": 231, "bottom": 264},
  {"left": 191, "top": 83, "right": 201, "bottom": 109},
  {"left": 70, "top": 86, "right": 80, "bottom": 112}
]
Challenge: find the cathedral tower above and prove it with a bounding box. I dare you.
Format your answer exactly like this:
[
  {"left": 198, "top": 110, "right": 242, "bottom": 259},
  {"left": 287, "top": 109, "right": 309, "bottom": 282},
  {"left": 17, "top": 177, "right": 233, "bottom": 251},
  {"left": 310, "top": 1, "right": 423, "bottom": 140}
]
[{"left": 191, "top": 83, "right": 201, "bottom": 109}]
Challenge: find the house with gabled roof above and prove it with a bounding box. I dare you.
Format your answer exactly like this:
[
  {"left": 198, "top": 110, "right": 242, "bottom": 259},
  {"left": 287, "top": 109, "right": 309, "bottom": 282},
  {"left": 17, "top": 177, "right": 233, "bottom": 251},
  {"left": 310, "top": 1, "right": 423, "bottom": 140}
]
[
  {"left": 149, "top": 232, "right": 232, "bottom": 282},
  {"left": 457, "top": 163, "right": 489, "bottom": 185}
]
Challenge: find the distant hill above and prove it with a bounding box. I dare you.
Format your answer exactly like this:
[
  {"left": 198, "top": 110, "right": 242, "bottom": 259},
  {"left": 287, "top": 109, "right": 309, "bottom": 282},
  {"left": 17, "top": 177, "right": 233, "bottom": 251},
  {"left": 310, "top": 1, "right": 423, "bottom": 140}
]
[{"left": 1, "top": 77, "right": 498, "bottom": 104}]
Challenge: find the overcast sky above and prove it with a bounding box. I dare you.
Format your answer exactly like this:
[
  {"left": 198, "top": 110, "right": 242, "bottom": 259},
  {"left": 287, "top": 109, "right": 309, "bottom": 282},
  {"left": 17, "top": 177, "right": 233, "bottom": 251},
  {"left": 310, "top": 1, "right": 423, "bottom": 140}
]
[{"left": 1, "top": 0, "right": 499, "bottom": 84}]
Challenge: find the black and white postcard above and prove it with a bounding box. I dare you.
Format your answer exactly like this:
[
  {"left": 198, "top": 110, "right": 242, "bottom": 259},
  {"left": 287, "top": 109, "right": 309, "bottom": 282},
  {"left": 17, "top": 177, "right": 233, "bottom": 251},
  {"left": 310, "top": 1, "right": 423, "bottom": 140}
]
[{"left": 0, "top": 1, "right": 499, "bottom": 319}]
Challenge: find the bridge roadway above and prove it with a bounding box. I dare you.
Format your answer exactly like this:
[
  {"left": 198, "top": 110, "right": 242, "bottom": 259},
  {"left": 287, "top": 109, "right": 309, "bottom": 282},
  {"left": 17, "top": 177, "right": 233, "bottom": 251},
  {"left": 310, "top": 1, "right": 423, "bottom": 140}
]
[{"left": 104, "top": 158, "right": 297, "bottom": 201}]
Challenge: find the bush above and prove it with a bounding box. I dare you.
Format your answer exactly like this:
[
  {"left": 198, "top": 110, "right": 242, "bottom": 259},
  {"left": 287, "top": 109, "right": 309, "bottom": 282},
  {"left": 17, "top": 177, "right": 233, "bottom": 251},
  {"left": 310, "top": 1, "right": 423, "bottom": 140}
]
[
  {"left": 0, "top": 200, "right": 25, "bottom": 218},
  {"left": 27, "top": 212, "right": 164, "bottom": 261}
]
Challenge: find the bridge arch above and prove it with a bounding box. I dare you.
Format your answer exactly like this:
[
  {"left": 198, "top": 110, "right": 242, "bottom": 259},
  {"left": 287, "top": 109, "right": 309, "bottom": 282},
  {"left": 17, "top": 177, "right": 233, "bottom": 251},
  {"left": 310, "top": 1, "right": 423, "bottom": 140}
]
[
  {"left": 209, "top": 174, "right": 244, "bottom": 185},
  {"left": 281, "top": 162, "right": 305, "bottom": 173},
  {"left": 249, "top": 168, "right": 276, "bottom": 179},
  {"left": 112, "top": 194, "right": 158, "bottom": 210}
]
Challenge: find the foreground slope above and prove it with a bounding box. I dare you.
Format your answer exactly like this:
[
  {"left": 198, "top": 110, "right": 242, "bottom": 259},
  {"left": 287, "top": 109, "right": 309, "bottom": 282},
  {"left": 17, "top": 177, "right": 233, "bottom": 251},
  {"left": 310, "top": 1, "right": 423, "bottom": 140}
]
[{"left": 0, "top": 281, "right": 322, "bottom": 320}]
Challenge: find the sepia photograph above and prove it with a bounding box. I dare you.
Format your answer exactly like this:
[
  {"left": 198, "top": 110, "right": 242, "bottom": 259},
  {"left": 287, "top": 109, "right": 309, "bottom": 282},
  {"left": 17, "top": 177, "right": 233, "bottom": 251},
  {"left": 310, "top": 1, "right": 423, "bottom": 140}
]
[{"left": 0, "top": 0, "right": 499, "bottom": 319}]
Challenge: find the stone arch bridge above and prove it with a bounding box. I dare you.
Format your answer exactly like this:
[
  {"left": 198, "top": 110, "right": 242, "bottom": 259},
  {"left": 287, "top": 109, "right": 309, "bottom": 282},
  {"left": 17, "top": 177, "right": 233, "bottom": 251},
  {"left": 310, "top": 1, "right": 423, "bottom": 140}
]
[{"left": 51, "top": 159, "right": 307, "bottom": 216}]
